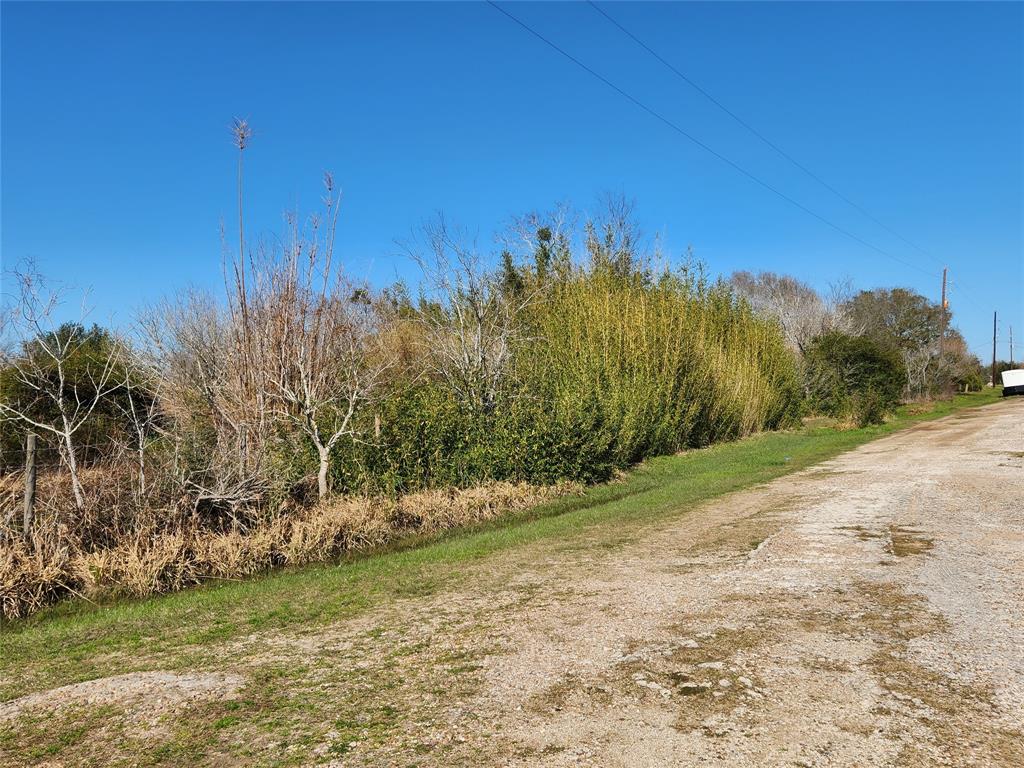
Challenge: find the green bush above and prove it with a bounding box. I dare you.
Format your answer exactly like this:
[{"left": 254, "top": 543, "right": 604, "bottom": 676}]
[{"left": 804, "top": 331, "right": 905, "bottom": 424}]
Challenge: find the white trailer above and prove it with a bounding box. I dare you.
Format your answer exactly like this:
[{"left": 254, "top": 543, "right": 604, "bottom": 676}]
[{"left": 1001, "top": 368, "right": 1024, "bottom": 396}]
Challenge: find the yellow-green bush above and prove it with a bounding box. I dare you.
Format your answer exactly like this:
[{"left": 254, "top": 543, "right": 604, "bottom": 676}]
[
  {"left": 332, "top": 265, "right": 800, "bottom": 492},
  {"left": 518, "top": 269, "right": 800, "bottom": 468}
]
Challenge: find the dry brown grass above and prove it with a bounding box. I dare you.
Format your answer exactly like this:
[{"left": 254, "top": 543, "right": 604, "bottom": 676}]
[{"left": 0, "top": 481, "right": 577, "bottom": 619}]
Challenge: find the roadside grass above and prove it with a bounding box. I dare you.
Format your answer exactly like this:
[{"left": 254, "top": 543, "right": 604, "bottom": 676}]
[{"left": 0, "top": 389, "right": 1003, "bottom": 698}]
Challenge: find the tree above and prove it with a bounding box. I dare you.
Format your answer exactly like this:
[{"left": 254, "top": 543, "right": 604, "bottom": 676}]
[
  {"left": 257, "top": 179, "right": 393, "bottom": 498},
  {"left": 410, "top": 216, "right": 529, "bottom": 414},
  {"left": 143, "top": 164, "right": 392, "bottom": 502},
  {"left": 0, "top": 268, "right": 124, "bottom": 511},
  {"left": 844, "top": 288, "right": 946, "bottom": 398},
  {"left": 804, "top": 331, "right": 906, "bottom": 425},
  {"left": 501, "top": 202, "right": 576, "bottom": 287},
  {"left": 729, "top": 271, "right": 855, "bottom": 355},
  {"left": 584, "top": 195, "right": 649, "bottom": 280}
]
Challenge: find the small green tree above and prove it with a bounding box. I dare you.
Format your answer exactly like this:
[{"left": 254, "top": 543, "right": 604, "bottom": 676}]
[{"left": 804, "top": 331, "right": 906, "bottom": 425}]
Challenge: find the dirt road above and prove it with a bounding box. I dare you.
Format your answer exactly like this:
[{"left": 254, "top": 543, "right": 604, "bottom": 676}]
[
  {"left": 342, "top": 399, "right": 1024, "bottom": 766},
  {"left": 3, "top": 400, "right": 1022, "bottom": 766}
]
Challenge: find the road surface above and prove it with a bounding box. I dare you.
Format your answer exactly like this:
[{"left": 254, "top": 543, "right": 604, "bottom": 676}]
[
  {"left": 3, "top": 400, "right": 1022, "bottom": 767},
  {"left": 361, "top": 400, "right": 1024, "bottom": 766}
]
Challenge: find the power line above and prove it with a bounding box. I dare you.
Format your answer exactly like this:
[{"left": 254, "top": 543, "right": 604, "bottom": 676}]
[
  {"left": 487, "top": 1, "right": 938, "bottom": 279},
  {"left": 587, "top": 1, "right": 944, "bottom": 271}
]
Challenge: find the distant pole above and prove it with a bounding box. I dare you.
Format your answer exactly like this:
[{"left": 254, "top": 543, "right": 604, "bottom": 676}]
[
  {"left": 1010, "top": 326, "right": 1015, "bottom": 367},
  {"left": 939, "top": 267, "right": 948, "bottom": 354},
  {"left": 992, "top": 311, "right": 998, "bottom": 388},
  {"left": 23, "top": 433, "right": 37, "bottom": 539}
]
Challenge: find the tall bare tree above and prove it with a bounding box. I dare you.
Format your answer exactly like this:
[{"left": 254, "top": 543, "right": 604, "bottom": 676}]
[
  {"left": 257, "top": 174, "right": 392, "bottom": 498},
  {"left": 143, "top": 161, "right": 390, "bottom": 501},
  {"left": 730, "top": 271, "right": 855, "bottom": 355}
]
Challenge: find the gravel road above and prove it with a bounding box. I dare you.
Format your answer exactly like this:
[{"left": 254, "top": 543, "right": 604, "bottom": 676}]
[
  {"left": 463, "top": 398, "right": 1024, "bottom": 767},
  {"left": 5, "top": 400, "right": 1021, "bottom": 767}
]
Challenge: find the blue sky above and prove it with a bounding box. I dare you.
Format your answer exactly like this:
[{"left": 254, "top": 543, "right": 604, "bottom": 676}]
[{"left": 2, "top": 1, "right": 1022, "bottom": 360}]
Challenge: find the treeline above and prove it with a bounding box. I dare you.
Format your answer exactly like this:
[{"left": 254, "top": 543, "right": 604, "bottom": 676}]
[
  {"left": 0, "top": 187, "right": 802, "bottom": 616},
  {"left": 1, "top": 206, "right": 801, "bottom": 501},
  {"left": 729, "top": 271, "right": 982, "bottom": 425},
  {"left": 0, "top": 149, "right": 981, "bottom": 616}
]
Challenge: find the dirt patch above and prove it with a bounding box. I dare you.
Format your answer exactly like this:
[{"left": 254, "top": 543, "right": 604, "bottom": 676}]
[
  {"left": 885, "top": 525, "right": 935, "bottom": 557},
  {"left": 0, "top": 671, "right": 243, "bottom": 722}
]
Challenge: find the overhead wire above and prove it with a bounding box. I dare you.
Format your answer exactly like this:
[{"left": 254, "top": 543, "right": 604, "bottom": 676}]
[
  {"left": 586, "top": 0, "right": 945, "bottom": 271},
  {"left": 486, "top": 1, "right": 939, "bottom": 279}
]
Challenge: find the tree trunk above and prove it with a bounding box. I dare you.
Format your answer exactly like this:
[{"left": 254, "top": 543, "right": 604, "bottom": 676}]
[
  {"left": 62, "top": 432, "right": 86, "bottom": 511},
  {"left": 23, "top": 433, "right": 36, "bottom": 539},
  {"left": 137, "top": 432, "right": 147, "bottom": 499},
  {"left": 317, "top": 444, "right": 330, "bottom": 500}
]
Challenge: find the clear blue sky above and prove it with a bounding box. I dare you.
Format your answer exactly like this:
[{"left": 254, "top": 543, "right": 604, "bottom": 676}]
[{"left": 2, "top": 1, "right": 1022, "bottom": 360}]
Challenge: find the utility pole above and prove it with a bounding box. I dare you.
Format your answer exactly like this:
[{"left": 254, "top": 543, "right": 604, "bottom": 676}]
[
  {"left": 939, "top": 267, "right": 948, "bottom": 354},
  {"left": 992, "top": 311, "right": 998, "bottom": 388},
  {"left": 1010, "top": 326, "right": 1015, "bottom": 367}
]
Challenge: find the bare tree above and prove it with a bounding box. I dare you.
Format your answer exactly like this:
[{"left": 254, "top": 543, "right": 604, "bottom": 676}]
[
  {"left": 258, "top": 174, "right": 393, "bottom": 499},
  {"left": 730, "top": 271, "right": 855, "bottom": 355},
  {"left": 139, "top": 287, "right": 256, "bottom": 487},
  {"left": 143, "top": 168, "right": 390, "bottom": 502},
  {"left": 410, "top": 216, "right": 529, "bottom": 413},
  {"left": 584, "top": 194, "right": 649, "bottom": 278},
  {"left": 110, "top": 354, "right": 161, "bottom": 501},
  {"left": 139, "top": 122, "right": 272, "bottom": 501},
  {"left": 500, "top": 202, "right": 577, "bottom": 283},
  {"left": 0, "top": 266, "right": 123, "bottom": 511}
]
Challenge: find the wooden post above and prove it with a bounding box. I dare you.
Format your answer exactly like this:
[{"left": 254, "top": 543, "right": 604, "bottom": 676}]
[{"left": 23, "top": 433, "right": 37, "bottom": 539}]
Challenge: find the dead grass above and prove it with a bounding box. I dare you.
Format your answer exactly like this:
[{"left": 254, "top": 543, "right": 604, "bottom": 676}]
[{"left": 1, "top": 481, "right": 579, "bottom": 619}]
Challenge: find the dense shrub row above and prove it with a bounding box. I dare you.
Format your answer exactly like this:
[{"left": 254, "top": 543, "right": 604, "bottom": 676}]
[
  {"left": 1, "top": 160, "right": 976, "bottom": 617},
  {"left": 0, "top": 193, "right": 806, "bottom": 617},
  {"left": 326, "top": 269, "right": 801, "bottom": 495}
]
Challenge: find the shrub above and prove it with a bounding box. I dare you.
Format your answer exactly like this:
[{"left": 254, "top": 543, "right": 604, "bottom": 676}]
[
  {"left": 804, "top": 331, "right": 905, "bottom": 423},
  {"left": 320, "top": 267, "right": 801, "bottom": 495},
  {"left": 0, "top": 195, "right": 807, "bottom": 617}
]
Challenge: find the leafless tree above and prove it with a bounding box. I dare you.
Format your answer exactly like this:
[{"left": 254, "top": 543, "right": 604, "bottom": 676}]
[
  {"left": 143, "top": 167, "right": 391, "bottom": 502},
  {"left": 256, "top": 174, "right": 393, "bottom": 499},
  {"left": 584, "top": 194, "right": 650, "bottom": 278},
  {"left": 0, "top": 266, "right": 122, "bottom": 511},
  {"left": 730, "top": 271, "right": 855, "bottom": 355},
  {"left": 500, "top": 202, "right": 577, "bottom": 282},
  {"left": 139, "top": 288, "right": 256, "bottom": 485},
  {"left": 109, "top": 353, "right": 161, "bottom": 502},
  {"left": 410, "top": 216, "right": 530, "bottom": 413}
]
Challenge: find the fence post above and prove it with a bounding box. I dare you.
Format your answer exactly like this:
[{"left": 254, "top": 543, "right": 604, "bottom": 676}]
[{"left": 23, "top": 432, "right": 37, "bottom": 539}]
